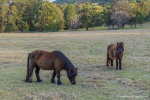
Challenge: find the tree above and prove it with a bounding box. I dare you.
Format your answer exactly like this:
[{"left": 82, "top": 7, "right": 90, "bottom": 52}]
[
  {"left": 59, "top": 3, "right": 68, "bottom": 12},
  {"left": 23, "top": 0, "right": 43, "bottom": 31},
  {"left": 129, "top": 0, "right": 150, "bottom": 28},
  {"left": 90, "top": 3, "right": 104, "bottom": 28},
  {"left": 54, "top": 0, "right": 113, "bottom": 5},
  {"left": 37, "top": 1, "right": 64, "bottom": 31},
  {"left": 6, "top": 6, "right": 18, "bottom": 31},
  {"left": 79, "top": 3, "right": 104, "bottom": 30},
  {"left": 74, "top": 3, "right": 83, "bottom": 14},
  {"left": 9, "top": 0, "right": 29, "bottom": 31},
  {"left": 129, "top": 0, "right": 138, "bottom": 28},
  {"left": 137, "top": 0, "right": 150, "bottom": 23},
  {"left": 111, "top": 0, "right": 131, "bottom": 29},
  {"left": 146, "top": 0, "right": 150, "bottom": 21},
  {"left": 102, "top": 4, "right": 113, "bottom": 29},
  {"left": 79, "top": 3, "right": 92, "bottom": 30},
  {"left": 0, "top": 0, "right": 39, "bottom": 32},
  {"left": 0, "top": 0, "right": 9, "bottom": 32},
  {"left": 64, "top": 4, "right": 78, "bottom": 30},
  {"left": 111, "top": 11, "right": 131, "bottom": 28}
]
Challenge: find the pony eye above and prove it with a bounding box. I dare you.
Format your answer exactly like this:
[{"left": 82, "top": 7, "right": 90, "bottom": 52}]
[{"left": 70, "top": 70, "right": 73, "bottom": 73}]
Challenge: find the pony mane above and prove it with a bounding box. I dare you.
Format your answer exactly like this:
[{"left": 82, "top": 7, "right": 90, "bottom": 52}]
[{"left": 53, "top": 51, "right": 75, "bottom": 71}]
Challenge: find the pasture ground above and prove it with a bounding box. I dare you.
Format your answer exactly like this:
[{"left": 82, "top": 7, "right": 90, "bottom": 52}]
[{"left": 0, "top": 28, "right": 150, "bottom": 100}]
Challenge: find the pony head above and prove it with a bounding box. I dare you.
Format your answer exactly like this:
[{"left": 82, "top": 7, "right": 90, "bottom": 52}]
[{"left": 67, "top": 68, "right": 78, "bottom": 85}]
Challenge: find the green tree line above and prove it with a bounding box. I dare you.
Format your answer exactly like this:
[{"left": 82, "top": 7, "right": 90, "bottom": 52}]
[
  {"left": 0, "top": 0, "right": 150, "bottom": 32},
  {"left": 54, "top": 0, "right": 113, "bottom": 5}
]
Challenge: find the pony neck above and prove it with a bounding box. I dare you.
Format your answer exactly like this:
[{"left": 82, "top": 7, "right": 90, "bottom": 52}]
[{"left": 64, "top": 63, "right": 75, "bottom": 72}]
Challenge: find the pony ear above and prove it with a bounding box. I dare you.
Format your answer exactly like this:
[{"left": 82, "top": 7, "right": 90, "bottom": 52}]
[
  {"left": 122, "top": 42, "right": 124, "bottom": 47},
  {"left": 117, "top": 42, "right": 119, "bottom": 45},
  {"left": 76, "top": 68, "right": 78, "bottom": 70},
  {"left": 121, "top": 42, "right": 124, "bottom": 51}
]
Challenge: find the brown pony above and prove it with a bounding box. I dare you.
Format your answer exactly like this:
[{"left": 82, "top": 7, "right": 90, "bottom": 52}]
[
  {"left": 25, "top": 50, "right": 78, "bottom": 85},
  {"left": 106, "top": 42, "right": 124, "bottom": 70}
]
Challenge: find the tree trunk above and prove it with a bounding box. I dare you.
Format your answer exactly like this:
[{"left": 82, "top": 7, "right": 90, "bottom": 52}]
[
  {"left": 122, "top": 24, "right": 125, "bottom": 29},
  {"left": 86, "top": 27, "right": 88, "bottom": 31},
  {"left": 118, "top": 23, "right": 122, "bottom": 29},
  {"left": 75, "top": 28, "right": 77, "bottom": 31},
  {"left": 118, "top": 25, "right": 120, "bottom": 29},
  {"left": 130, "top": 24, "right": 132, "bottom": 29},
  {"left": 112, "top": 24, "right": 115, "bottom": 29}
]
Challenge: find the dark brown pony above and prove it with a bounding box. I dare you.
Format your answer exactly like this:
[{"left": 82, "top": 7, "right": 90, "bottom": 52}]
[
  {"left": 106, "top": 42, "right": 124, "bottom": 70},
  {"left": 25, "top": 50, "right": 78, "bottom": 85}
]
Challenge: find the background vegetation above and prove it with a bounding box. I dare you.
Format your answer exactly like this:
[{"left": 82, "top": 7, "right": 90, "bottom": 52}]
[{"left": 0, "top": 0, "right": 150, "bottom": 32}]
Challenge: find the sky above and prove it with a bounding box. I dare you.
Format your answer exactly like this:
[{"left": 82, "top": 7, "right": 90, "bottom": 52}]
[{"left": 49, "top": 0, "right": 55, "bottom": 2}]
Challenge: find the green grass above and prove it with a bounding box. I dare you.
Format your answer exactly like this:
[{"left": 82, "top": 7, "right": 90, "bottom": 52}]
[{"left": 0, "top": 28, "right": 150, "bottom": 100}]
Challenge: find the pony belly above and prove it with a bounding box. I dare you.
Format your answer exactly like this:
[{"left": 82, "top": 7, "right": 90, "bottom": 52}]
[
  {"left": 109, "top": 56, "right": 116, "bottom": 60},
  {"left": 39, "top": 66, "right": 54, "bottom": 70},
  {"left": 37, "top": 63, "right": 54, "bottom": 70},
  {"left": 36, "top": 58, "right": 55, "bottom": 70}
]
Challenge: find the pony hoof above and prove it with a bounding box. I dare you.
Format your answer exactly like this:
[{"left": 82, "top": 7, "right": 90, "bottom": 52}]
[
  {"left": 28, "top": 80, "right": 32, "bottom": 83},
  {"left": 37, "top": 79, "right": 42, "bottom": 82},
  {"left": 51, "top": 80, "right": 55, "bottom": 84},
  {"left": 57, "top": 82, "right": 62, "bottom": 85}
]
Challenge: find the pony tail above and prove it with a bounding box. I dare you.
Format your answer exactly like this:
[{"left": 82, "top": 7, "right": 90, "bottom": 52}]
[
  {"left": 25, "top": 53, "right": 31, "bottom": 82},
  {"left": 107, "top": 47, "right": 109, "bottom": 58}
]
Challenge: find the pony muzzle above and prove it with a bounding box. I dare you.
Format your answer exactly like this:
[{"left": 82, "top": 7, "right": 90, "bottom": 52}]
[{"left": 70, "top": 80, "right": 76, "bottom": 85}]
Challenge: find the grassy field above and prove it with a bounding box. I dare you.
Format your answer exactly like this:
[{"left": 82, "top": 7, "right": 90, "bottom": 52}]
[{"left": 0, "top": 28, "right": 150, "bottom": 100}]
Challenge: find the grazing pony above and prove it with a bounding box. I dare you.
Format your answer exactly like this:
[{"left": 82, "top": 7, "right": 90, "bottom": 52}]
[
  {"left": 25, "top": 50, "right": 78, "bottom": 85},
  {"left": 106, "top": 42, "right": 124, "bottom": 70}
]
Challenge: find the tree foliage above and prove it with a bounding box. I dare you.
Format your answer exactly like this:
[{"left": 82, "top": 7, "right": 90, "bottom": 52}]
[
  {"left": 54, "top": 0, "right": 113, "bottom": 5},
  {"left": 64, "top": 4, "right": 78, "bottom": 30},
  {"left": 0, "top": 0, "right": 150, "bottom": 32},
  {"left": 111, "top": 11, "right": 131, "bottom": 28},
  {"left": 37, "top": 1, "right": 64, "bottom": 31}
]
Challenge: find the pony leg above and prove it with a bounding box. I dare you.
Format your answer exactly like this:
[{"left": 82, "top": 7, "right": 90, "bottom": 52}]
[
  {"left": 51, "top": 70, "right": 56, "bottom": 84},
  {"left": 119, "top": 59, "right": 122, "bottom": 70},
  {"left": 111, "top": 59, "right": 113, "bottom": 66},
  {"left": 106, "top": 53, "right": 110, "bottom": 66},
  {"left": 56, "top": 70, "right": 62, "bottom": 85},
  {"left": 35, "top": 66, "right": 42, "bottom": 82},
  {"left": 116, "top": 59, "right": 118, "bottom": 70},
  {"left": 28, "top": 66, "right": 35, "bottom": 83}
]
